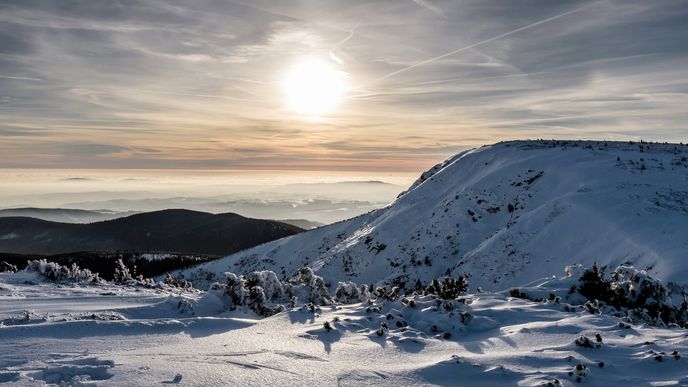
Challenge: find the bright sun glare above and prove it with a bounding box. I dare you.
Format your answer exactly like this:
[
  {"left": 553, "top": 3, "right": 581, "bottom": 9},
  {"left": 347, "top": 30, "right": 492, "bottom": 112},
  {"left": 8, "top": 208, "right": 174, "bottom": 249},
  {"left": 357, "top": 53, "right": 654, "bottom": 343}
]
[{"left": 282, "top": 56, "right": 348, "bottom": 116}]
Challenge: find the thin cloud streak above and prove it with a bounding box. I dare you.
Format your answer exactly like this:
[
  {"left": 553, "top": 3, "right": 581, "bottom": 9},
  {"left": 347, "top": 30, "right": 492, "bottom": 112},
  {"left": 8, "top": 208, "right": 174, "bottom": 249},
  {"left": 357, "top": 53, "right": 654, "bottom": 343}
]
[
  {"left": 411, "top": 0, "right": 447, "bottom": 18},
  {"left": 0, "top": 75, "right": 44, "bottom": 82},
  {"left": 377, "top": 2, "right": 598, "bottom": 81}
]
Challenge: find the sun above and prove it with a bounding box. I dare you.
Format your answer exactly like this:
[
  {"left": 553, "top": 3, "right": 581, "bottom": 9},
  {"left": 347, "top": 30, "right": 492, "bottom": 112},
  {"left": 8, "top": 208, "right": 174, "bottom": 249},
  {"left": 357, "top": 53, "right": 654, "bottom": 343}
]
[{"left": 282, "top": 56, "right": 348, "bottom": 116}]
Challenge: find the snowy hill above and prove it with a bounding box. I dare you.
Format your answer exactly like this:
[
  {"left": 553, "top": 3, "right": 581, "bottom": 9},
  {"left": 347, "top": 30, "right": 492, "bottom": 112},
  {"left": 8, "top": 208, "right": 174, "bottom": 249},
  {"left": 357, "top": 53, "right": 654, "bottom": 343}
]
[{"left": 176, "top": 140, "right": 688, "bottom": 291}]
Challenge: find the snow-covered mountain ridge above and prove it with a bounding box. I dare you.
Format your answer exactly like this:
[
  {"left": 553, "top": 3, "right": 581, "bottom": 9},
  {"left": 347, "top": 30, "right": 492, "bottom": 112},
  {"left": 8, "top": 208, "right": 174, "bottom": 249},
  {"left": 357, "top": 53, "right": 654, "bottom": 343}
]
[{"left": 176, "top": 140, "right": 688, "bottom": 291}]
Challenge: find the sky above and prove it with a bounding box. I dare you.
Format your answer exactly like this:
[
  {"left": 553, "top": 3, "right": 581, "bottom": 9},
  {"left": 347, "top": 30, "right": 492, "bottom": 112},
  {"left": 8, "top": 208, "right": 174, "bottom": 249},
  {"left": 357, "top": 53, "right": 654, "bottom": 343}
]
[{"left": 1, "top": 0, "right": 687, "bottom": 172}]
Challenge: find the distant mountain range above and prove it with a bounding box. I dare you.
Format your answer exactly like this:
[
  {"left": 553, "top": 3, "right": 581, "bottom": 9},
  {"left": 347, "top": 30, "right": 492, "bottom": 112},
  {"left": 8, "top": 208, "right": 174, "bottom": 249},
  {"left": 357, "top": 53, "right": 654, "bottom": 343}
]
[
  {"left": 57, "top": 197, "right": 387, "bottom": 225},
  {"left": 175, "top": 140, "right": 688, "bottom": 291},
  {"left": 0, "top": 207, "right": 325, "bottom": 230},
  {"left": 0, "top": 208, "right": 138, "bottom": 224},
  {"left": 0, "top": 209, "right": 303, "bottom": 256}
]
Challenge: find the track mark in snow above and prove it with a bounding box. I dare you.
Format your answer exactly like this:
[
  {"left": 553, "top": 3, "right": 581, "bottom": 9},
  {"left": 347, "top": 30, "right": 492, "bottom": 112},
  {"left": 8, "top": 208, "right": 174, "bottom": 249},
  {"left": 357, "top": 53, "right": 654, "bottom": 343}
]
[
  {"left": 223, "top": 360, "right": 299, "bottom": 374},
  {"left": 27, "top": 356, "right": 115, "bottom": 385},
  {"left": 273, "top": 350, "right": 329, "bottom": 362},
  {"left": 206, "top": 349, "right": 267, "bottom": 357}
]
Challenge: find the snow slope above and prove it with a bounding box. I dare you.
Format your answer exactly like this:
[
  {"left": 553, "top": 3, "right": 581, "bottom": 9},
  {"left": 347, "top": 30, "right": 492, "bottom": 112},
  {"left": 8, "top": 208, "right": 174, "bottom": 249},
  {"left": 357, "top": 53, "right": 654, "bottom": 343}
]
[
  {"left": 1, "top": 272, "right": 687, "bottom": 386},
  {"left": 176, "top": 140, "right": 688, "bottom": 291}
]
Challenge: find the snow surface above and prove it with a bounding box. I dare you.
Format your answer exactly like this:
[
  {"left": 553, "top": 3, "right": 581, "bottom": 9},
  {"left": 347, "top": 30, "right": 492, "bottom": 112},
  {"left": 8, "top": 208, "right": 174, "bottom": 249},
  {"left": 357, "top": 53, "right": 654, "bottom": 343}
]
[
  {"left": 1, "top": 270, "right": 687, "bottom": 386},
  {"left": 174, "top": 140, "right": 688, "bottom": 292}
]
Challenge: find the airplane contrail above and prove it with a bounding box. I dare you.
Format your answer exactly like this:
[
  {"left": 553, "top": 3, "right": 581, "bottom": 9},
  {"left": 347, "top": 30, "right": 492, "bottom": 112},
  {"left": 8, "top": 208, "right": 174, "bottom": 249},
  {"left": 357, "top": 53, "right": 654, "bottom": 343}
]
[
  {"left": 0, "top": 75, "right": 44, "bottom": 82},
  {"left": 377, "top": 3, "right": 597, "bottom": 82},
  {"left": 330, "top": 23, "right": 360, "bottom": 64}
]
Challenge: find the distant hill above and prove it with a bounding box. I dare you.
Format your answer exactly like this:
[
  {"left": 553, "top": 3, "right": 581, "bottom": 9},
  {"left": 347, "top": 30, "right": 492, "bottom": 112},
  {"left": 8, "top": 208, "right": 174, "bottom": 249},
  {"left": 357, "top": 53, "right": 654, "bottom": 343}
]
[
  {"left": 0, "top": 207, "right": 136, "bottom": 223},
  {"left": 278, "top": 219, "right": 325, "bottom": 229},
  {"left": 0, "top": 209, "right": 303, "bottom": 255}
]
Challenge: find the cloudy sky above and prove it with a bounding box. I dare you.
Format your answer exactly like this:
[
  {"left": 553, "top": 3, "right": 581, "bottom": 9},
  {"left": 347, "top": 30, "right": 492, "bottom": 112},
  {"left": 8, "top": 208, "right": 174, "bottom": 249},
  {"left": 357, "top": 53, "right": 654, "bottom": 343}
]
[{"left": 1, "top": 0, "right": 687, "bottom": 171}]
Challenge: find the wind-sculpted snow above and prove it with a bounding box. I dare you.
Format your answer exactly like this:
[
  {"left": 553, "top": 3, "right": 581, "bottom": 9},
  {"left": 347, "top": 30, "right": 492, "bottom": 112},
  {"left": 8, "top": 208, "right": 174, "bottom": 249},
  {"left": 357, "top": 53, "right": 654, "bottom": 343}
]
[{"left": 175, "top": 140, "right": 688, "bottom": 291}]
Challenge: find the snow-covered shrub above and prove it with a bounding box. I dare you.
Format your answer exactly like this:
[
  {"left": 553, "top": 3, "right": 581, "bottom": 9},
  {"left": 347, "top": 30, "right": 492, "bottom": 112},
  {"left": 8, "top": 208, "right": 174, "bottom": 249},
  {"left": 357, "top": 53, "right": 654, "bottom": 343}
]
[
  {"left": 577, "top": 264, "right": 687, "bottom": 327},
  {"left": 60, "top": 311, "right": 126, "bottom": 321},
  {"left": 375, "top": 286, "right": 400, "bottom": 301},
  {"left": 568, "top": 364, "right": 588, "bottom": 383},
  {"left": 508, "top": 287, "right": 560, "bottom": 303},
  {"left": 577, "top": 264, "right": 609, "bottom": 300},
  {"left": 334, "top": 282, "right": 370, "bottom": 303},
  {"left": 163, "top": 273, "right": 192, "bottom": 289},
  {"left": 423, "top": 276, "right": 469, "bottom": 300},
  {"left": 214, "top": 266, "right": 335, "bottom": 317},
  {"left": 520, "top": 263, "right": 688, "bottom": 328},
  {"left": 246, "top": 271, "right": 284, "bottom": 301},
  {"left": 22, "top": 259, "right": 178, "bottom": 290},
  {"left": 25, "top": 260, "right": 102, "bottom": 283},
  {"left": 574, "top": 335, "right": 601, "bottom": 349},
  {"left": 109, "top": 259, "right": 159, "bottom": 288},
  {"left": 323, "top": 320, "right": 334, "bottom": 332},
  {"left": 286, "top": 266, "right": 332, "bottom": 306},
  {"left": 344, "top": 293, "right": 481, "bottom": 341},
  {"left": 0, "top": 261, "right": 18, "bottom": 273},
  {"left": 247, "top": 286, "right": 270, "bottom": 316},
  {"left": 112, "top": 259, "right": 133, "bottom": 284},
  {"left": 224, "top": 272, "right": 248, "bottom": 306},
  {"left": 213, "top": 269, "right": 477, "bottom": 320}
]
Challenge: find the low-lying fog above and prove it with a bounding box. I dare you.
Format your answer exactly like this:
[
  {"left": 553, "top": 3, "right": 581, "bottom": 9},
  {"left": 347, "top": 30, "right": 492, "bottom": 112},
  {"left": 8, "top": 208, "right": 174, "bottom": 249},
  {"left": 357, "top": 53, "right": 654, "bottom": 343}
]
[{"left": 0, "top": 169, "right": 416, "bottom": 225}]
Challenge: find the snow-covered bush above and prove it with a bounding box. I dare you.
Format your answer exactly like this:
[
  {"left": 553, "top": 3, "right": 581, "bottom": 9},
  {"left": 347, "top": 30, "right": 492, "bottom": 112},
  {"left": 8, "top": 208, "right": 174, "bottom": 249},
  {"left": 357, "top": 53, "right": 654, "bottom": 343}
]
[
  {"left": 423, "top": 276, "right": 469, "bottom": 300},
  {"left": 341, "top": 293, "right": 480, "bottom": 341},
  {"left": 25, "top": 260, "right": 102, "bottom": 283},
  {"left": 577, "top": 264, "right": 687, "bottom": 327},
  {"left": 574, "top": 334, "right": 602, "bottom": 349},
  {"left": 246, "top": 270, "right": 284, "bottom": 301},
  {"left": 224, "top": 272, "right": 248, "bottom": 306},
  {"left": 286, "top": 266, "right": 332, "bottom": 306},
  {"left": 213, "top": 267, "right": 477, "bottom": 319},
  {"left": 213, "top": 266, "right": 335, "bottom": 317},
  {"left": 374, "top": 286, "right": 400, "bottom": 301},
  {"left": 246, "top": 286, "right": 273, "bottom": 316},
  {"left": 110, "top": 259, "right": 159, "bottom": 288},
  {"left": 334, "top": 281, "right": 370, "bottom": 303},
  {"left": 112, "top": 259, "right": 133, "bottom": 284},
  {"left": 0, "top": 261, "right": 18, "bottom": 273},
  {"left": 163, "top": 273, "right": 192, "bottom": 289},
  {"left": 513, "top": 263, "right": 688, "bottom": 328},
  {"left": 20, "top": 259, "right": 187, "bottom": 291}
]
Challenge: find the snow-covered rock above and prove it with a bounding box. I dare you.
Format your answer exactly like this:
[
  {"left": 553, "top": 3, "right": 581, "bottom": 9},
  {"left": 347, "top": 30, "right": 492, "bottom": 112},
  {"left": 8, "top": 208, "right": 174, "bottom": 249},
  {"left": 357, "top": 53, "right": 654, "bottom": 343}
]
[{"left": 175, "top": 140, "right": 688, "bottom": 291}]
